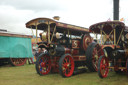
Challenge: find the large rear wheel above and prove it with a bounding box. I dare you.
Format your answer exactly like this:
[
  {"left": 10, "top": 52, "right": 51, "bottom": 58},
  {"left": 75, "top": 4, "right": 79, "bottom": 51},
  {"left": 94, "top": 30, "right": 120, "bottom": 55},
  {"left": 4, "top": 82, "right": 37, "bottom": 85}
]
[
  {"left": 35, "top": 53, "right": 51, "bottom": 75},
  {"left": 59, "top": 54, "right": 74, "bottom": 77},
  {"left": 86, "top": 43, "right": 104, "bottom": 72},
  {"left": 98, "top": 55, "right": 109, "bottom": 78}
]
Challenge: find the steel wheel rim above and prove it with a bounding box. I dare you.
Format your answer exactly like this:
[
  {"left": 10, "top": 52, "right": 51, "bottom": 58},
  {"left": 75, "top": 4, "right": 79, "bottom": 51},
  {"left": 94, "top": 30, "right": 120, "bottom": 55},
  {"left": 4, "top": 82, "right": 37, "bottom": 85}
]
[
  {"left": 100, "top": 57, "right": 109, "bottom": 78},
  {"left": 39, "top": 55, "right": 51, "bottom": 75},
  {"left": 10, "top": 58, "right": 26, "bottom": 66},
  {"left": 92, "top": 45, "right": 104, "bottom": 71},
  {"left": 62, "top": 55, "right": 74, "bottom": 77}
]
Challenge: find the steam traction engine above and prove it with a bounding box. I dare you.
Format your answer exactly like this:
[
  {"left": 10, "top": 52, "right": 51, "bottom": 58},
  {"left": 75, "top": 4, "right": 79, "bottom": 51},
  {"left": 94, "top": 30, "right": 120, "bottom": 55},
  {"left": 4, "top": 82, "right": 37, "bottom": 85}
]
[
  {"left": 26, "top": 18, "right": 103, "bottom": 77},
  {"left": 89, "top": 21, "right": 128, "bottom": 78}
]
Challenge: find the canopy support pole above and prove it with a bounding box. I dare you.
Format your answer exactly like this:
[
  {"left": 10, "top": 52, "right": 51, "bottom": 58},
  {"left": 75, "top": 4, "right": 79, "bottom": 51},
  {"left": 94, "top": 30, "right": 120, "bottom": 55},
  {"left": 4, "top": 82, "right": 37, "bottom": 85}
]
[
  {"left": 35, "top": 23, "right": 38, "bottom": 43},
  {"left": 48, "top": 21, "right": 51, "bottom": 43}
]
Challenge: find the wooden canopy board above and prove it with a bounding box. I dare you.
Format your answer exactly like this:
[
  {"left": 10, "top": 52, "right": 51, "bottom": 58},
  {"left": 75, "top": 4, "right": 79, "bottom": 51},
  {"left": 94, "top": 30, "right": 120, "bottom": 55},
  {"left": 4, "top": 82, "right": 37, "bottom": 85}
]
[
  {"left": 26, "top": 18, "right": 89, "bottom": 35},
  {"left": 125, "top": 26, "right": 128, "bottom": 32},
  {"left": 89, "top": 21, "right": 128, "bottom": 46},
  {"left": 89, "top": 21, "right": 125, "bottom": 34}
]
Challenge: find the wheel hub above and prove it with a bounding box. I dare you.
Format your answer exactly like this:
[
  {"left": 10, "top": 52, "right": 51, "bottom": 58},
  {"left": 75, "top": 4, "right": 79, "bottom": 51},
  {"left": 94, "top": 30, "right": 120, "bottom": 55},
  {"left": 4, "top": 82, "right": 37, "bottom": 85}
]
[
  {"left": 64, "top": 63, "right": 70, "bottom": 68},
  {"left": 41, "top": 62, "right": 46, "bottom": 67},
  {"left": 95, "top": 55, "right": 98, "bottom": 60},
  {"left": 102, "top": 65, "right": 106, "bottom": 69}
]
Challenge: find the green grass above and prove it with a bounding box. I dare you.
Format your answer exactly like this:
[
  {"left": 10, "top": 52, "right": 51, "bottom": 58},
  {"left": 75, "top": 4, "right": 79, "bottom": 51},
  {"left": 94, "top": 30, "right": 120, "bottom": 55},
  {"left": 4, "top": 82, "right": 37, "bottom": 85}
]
[{"left": 0, "top": 65, "right": 128, "bottom": 85}]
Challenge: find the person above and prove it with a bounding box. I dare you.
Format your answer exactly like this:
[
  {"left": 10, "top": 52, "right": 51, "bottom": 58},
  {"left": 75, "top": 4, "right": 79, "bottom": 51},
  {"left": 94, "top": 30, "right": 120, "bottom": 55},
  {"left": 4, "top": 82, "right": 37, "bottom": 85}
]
[
  {"left": 42, "top": 48, "right": 47, "bottom": 53},
  {"left": 35, "top": 48, "right": 42, "bottom": 59},
  {"left": 28, "top": 58, "right": 34, "bottom": 64},
  {"left": 59, "top": 33, "right": 70, "bottom": 46}
]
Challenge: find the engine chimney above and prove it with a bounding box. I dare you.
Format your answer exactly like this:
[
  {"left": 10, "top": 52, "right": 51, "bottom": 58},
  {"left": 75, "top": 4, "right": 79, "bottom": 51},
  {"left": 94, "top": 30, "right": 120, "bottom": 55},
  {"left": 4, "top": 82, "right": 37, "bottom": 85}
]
[
  {"left": 113, "top": 0, "right": 119, "bottom": 20},
  {"left": 53, "top": 16, "right": 60, "bottom": 21}
]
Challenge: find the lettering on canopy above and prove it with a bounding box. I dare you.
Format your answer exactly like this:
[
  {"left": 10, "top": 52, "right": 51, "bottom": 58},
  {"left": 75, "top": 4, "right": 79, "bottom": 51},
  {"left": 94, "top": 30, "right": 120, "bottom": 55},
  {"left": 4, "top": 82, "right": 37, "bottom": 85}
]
[{"left": 38, "top": 20, "right": 47, "bottom": 23}]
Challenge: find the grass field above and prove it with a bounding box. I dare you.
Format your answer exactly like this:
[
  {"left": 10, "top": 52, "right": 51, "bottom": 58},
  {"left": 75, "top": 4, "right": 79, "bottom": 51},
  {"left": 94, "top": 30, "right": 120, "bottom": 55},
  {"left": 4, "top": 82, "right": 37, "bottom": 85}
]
[{"left": 0, "top": 64, "right": 128, "bottom": 85}]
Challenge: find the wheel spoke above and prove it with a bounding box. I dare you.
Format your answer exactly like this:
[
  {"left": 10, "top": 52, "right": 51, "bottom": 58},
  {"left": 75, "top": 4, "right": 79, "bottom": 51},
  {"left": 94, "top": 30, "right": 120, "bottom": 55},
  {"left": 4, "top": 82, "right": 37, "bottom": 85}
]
[
  {"left": 40, "top": 67, "right": 42, "bottom": 71},
  {"left": 92, "top": 47, "right": 100, "bottom": 70},
  {"left": 97, "top": 48, "right": 102, "bottom": 53},
  {"left": 64, "top": 58, "right": 68, "bottom": 63},
  {"left": 10, "top": 58, "right": 26, "bottom": 66},
  {"left": 99, "top": 56, "right": 109, "bottom": 78},
  {"left": 59, "top": 54, "right": 74, "bottom": 77},
  {"left": 62, "top": 67, "right": 66, "bottom": 72},
  {"left": 37, "top": 55, "right": 51, "bottom": 75},
  {"left": 63, "top": 63, "right": 68, "bottom": 68}
]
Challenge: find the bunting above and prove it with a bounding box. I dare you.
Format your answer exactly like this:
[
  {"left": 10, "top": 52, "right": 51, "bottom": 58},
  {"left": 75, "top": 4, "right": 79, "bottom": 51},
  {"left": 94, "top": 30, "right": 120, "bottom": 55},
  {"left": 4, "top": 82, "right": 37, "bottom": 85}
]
[
  {"left": 107, "top": 18, "right": 111, "bottom": 21},
  {"left": 120, "top": 18, "right": 124, "bottom": 22}
]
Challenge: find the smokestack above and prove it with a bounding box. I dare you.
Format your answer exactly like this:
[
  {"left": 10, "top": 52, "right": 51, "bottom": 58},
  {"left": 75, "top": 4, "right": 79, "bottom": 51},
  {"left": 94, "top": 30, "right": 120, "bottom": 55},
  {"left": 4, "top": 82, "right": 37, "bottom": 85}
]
[
  {"left": 113, "top": 0, "right": 119, "bottom": 20},
  {"left": 53, "top": 16, "right": 60, "bottom": 21}
]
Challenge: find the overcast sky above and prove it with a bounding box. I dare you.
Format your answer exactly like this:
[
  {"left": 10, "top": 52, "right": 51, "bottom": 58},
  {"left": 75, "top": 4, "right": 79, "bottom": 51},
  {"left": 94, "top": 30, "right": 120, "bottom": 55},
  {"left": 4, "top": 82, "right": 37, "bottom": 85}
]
[{"left": 0, "top": 0, "right": 127, "bottom": 35}]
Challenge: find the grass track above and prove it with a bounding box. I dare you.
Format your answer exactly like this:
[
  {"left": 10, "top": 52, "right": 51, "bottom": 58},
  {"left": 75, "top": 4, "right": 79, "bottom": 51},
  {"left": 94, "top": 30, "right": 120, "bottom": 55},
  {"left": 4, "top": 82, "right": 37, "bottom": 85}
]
[{"left": 0, "top": 64, "right": 128, "bottom": 85}]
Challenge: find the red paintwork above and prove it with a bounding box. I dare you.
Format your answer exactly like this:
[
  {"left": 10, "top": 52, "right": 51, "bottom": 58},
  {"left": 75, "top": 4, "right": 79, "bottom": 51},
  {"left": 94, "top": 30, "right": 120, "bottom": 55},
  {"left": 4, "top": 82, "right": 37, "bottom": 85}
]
[
  {"left": 10, "top": 58, "right": 27, "bottom": 66},
  {"left": 71, "top": 39, "right": 80, "bottom": 55},
  {"left": 71, "top": 49, "right": 79, "bottom": 55},
  {"left": 39, "top": 55, "right": 51, "bottom": 75},
  {"left": 82, "top": 35, "right": 92, "bottom": 51},
  {"left": 101, "top": 45, "right": 115, "bottom": 49},
  {"left": 99, "top": 56, "right": 109, "bottom": 78},
  {"left": 92, "top": 44, "right": 104, "bottom": 71},
  {"left": 61, "top": 55, "right": 74, "bottom": 77},
  {"left": 72, "top": 39, "right": 80, "bottom": 49},
  {"left": 64, "top": 48, "right": 71, "bottom": 54},
  {"left": 73, "top": 56, "right": 86, "bottom": 61},
  {"left": 51, "top": 57, "right": 60, "bottom": 73},
  {"left": 90, "top": 21, "right": 128, "bottom": 78},
  {"left": 89, "top": 21, "right": 125, "bottom": 34}
]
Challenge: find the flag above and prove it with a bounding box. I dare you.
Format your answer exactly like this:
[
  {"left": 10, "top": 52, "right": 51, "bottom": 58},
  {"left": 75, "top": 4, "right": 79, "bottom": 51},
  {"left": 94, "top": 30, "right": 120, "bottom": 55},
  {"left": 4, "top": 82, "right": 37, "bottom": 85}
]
[
  {"left": 120, "top": 18, "right": 124, "bottom": 21},
  {"left": 107, "top": 18, "right": 111, "bottom": 21}
]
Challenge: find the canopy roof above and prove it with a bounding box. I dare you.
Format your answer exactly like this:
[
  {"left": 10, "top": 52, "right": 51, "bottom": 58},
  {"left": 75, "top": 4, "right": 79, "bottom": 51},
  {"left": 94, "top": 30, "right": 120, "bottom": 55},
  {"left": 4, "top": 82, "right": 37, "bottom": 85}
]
[
  {"left": 89, "top": 21, "right": 125, "bottom": 34},
  {"left": 26, "top": 18, "right": 89, "bottom": 35},
  {"left": 125, "top": 26, "right": 128, "bottom": 32}
]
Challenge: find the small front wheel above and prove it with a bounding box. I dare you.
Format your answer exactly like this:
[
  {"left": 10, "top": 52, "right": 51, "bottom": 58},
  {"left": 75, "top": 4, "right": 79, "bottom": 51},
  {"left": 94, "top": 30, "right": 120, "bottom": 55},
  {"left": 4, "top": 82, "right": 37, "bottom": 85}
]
[
  {"left": 59, "top": 54, "right": 74, "bottom": 77},
  {"left": 98, "top": 55, "right": 109, "bottom": 78},
  {"left": 35, "top": 53, "right": 51, "bottom": 76}
]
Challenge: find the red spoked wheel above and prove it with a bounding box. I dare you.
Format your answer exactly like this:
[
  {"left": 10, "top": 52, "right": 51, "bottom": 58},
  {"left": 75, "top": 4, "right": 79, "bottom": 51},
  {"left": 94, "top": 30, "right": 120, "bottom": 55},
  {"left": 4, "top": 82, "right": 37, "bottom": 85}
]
[
  {"left": 86, "top": 43, "right": 104, "bottom": 72},
  {"left": 92, "top": 44, "right": 104, "bottom": 71},
  {"left": 36, "top": 53, "right": 51, "bottom": 75},
  {"left": 98, "top": 55, "right": 109, "bottom": 78},
  {"left": 9, "top": 58, "right": 27, "bottom": 66},
  {"left": 59, "top": 54, "right": 74, "bottom": 77}
]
